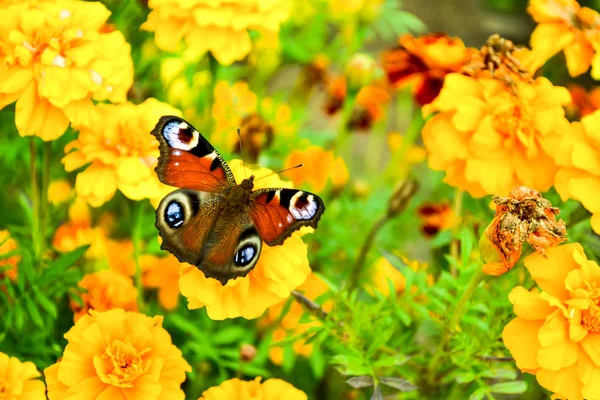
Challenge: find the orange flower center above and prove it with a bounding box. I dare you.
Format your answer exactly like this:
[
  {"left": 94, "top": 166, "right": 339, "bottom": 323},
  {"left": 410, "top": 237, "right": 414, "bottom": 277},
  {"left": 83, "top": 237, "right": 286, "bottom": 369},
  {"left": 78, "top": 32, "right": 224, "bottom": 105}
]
[
  {"left": 582, "top": 282, "right": 600, "bottom": 333},
  {"left": 95, "top": 340, "right": 150, "bottom": 387}
]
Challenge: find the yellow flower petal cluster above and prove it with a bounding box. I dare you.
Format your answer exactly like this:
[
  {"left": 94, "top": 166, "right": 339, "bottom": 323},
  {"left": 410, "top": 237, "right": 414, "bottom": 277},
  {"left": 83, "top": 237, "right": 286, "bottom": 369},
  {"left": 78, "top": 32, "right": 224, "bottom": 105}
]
[
  {"left": 71, "top": 270, "right": 138, "bottom": 321},
  {"left": 502, "top": 243, "right": 600, "bottom": 400},
  {"left": 0, "top": 352, "right": 46, "bottom": 400},
  {"left": 555, "top": 110, "right": 600, "bottom": 234},
  {"left": 45, "top": 308, "right": 191, "bottom": 400},
  {"left": 528, "top": 0, "right": 600, "bottom": 78},
  {"left": 142, "top": 254, "right": 181, "bottom": 310},
  {"left": 0, "top": 230, "right": 19, "bottom": 282},
  {"left": 62, "top": 98, "right": 180, "bottom": 207},
  {"left": 179, "top": 160, "right": 312, "bottom": 320},
  {"left": 364, "top": 257, "right": 406, "bottom": 296},
  {"left": 283, "top": 146, "right": 349, "bottom": 192},
  {"left": 211, "top": 81, "right": 294, "bottom": 155},
  {"left": 47, "top": 179, "right": 73, "bottom": 205},
  {"left": 422, "top": 73, "right": 571, "bottom": 197},
  {"left": 261, "top": 274, "right": 331, "bottom": 365},
  {"left": 198, "top": 377, "right": 307, "bottom": 400},
  {"left": 0, "top": 0, "right": 133, "bottom": 140},
  {"left": 142, "top": 0, "right": 290, "bottom": 66}
]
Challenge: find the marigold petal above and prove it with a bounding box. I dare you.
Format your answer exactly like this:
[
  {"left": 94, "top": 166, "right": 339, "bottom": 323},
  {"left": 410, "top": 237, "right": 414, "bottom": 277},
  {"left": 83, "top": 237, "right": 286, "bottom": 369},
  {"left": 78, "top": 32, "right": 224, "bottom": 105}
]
[
  {"left": 537, "top": 364, "right": 584, "bottom": 400},
  {"left": 581, "top": 334, "right": 600, "bottom": 367},
  {"left": 577, "top": 351, "right": 600, "bottom": 399},
  {"left": 61, "top": 376, "right": 106, "bottom": 400},
  {"left": 97, "top": 385, "right": 126, "bottom": 400},
  {"left": 564, "top": 39, "right": 594, "bottom": 77},
  {"left": 508, "top": 286, "right": 555, "bottom": 319},
  {"left": 15, "top": 83, "right": 69, "bottom": 140},
  {"left": 530, "top": 24, "right": 574, "bottom": 67},
  {"left": 591, "top": 213, "right": 600, "bottom": 234},
  {"left": 502, "top": 317, "right": 543, "bottom": 370},
  {"left": 75, "top": 163, "right": 118, "bottom": 207},
  {"left": 524, "top": 244, "right": 584, "bottom": 299}
]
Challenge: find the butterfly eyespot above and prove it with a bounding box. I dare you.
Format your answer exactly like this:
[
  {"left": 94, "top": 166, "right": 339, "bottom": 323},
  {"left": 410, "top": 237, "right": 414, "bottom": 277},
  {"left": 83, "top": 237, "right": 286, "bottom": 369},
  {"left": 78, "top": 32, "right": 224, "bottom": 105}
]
[
  {"left": 165, "top": 200, "right": 185, "bottom": 228},
  {"left": 234, "top": 244, "right": 257, "bottom": 267}
]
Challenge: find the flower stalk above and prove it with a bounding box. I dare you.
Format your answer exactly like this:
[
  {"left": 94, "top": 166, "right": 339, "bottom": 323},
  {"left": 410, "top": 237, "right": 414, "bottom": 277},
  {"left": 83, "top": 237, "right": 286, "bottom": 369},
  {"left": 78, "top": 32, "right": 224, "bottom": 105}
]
[
  {"left": 131, "top": 202, "right": 146, "bottom": 311},
  {"left": 29, "top": 139, "right": 41, "bottom": 261},
  {"left": 449, "top": 189, "right": 464, "bottom": 275}
]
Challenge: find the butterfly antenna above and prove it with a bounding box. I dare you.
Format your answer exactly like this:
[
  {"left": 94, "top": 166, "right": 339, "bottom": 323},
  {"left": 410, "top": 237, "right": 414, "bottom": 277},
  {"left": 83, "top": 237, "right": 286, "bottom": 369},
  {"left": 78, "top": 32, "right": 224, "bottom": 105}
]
[
  {"left": 237, "top": 127, "right": 247, "bottom": 179},
  {"left": 254, "top": 164, "right": 304, "bottom": 181}
]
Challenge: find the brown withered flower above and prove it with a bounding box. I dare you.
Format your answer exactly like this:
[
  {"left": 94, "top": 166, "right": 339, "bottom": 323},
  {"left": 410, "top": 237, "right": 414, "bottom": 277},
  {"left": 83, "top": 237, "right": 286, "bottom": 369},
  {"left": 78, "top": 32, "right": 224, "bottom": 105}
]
[
  {"left": 417, "top": 203, "right": 454, "bottom": 237},
  {"left": 479, "top": 186, "right": 567, "bottom": 276},
  {"left": 233, "top": 114, "right": 274, "bottom": 163}
]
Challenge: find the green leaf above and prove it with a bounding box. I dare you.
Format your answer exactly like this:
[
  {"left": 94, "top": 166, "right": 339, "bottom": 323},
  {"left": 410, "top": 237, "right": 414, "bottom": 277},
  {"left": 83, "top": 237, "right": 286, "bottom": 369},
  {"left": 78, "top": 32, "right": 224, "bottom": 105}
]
[
  {"left": 454, "top": 371, "right": 476, "bottom": 383},
  {"left": 212, "top": 326, "right": 248, "bottom": 345},
  {"left": 490, "top": 381, "right": 527, "bottom": 394},
  {"left": 346, "top": 376, "right": 373, "bottom": 388},
  {"left": 24, "top": 296, "right": 44, "bottom": 327},
  {"left": 32, "top": 288, "right": 57, "bottom": 319},
  {"left": 379, "top": 377, "right": 417, "bottom": 392},
  {"left": 469, "top": 388, "right": 488, "bottom": 400},
  {"left": 46, "top": 245, "right": 88, "bottom": 273}
]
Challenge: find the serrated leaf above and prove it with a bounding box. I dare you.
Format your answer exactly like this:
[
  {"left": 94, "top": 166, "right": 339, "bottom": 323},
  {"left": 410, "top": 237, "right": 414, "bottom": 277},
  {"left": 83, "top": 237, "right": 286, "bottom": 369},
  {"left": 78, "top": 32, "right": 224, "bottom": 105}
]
[
  {"left": 346, "top": 376, "right": 373, "bottom": 388},
  {"left": 24, "top": 296, "right": 43, "bottom": 327},
  {"left": 490, "top": 381, "right": 527, "bottom": 394},
  {"left": 379, "top": 377, "right": 417, "bottom": 392}
]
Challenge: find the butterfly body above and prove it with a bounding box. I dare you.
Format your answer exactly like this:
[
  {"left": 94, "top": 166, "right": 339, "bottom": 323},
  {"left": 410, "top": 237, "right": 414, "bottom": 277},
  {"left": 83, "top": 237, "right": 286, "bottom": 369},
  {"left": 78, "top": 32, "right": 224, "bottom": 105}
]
[{"left": 152, "top": 116, "right": 325, "bottom": 285}]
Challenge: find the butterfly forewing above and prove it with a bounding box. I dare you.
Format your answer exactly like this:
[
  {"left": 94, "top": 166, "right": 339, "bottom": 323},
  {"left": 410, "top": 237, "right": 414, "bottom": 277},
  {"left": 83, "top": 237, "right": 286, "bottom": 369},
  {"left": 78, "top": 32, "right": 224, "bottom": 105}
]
[{"left": 152, "top": 115, "right": 236, "bottom": 192}]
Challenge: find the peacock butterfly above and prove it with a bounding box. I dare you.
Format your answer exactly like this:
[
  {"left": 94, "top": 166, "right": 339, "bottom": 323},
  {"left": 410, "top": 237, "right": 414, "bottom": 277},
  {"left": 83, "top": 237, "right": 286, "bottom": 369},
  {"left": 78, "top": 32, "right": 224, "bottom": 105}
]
[{"left": 151, "top": 116, "right": 325, "bottom": 285}]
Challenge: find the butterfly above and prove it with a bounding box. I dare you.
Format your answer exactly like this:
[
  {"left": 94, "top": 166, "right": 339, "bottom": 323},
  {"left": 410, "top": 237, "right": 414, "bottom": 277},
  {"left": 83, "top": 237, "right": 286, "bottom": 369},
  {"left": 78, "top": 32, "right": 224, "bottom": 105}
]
[{"left": 151, "top": 116, "right": 325, "bottom": 285}]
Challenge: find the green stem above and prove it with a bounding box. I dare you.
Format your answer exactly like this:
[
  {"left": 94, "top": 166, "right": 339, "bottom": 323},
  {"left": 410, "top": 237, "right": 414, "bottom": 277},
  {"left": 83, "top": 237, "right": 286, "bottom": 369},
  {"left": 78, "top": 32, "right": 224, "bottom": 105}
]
[
  {"left": 449, "top": 189, "right": 464, "bottom": 275},
  {"left": 40, "top": 141, "right": 51, "bottom": 260},
  {"left": 348, "top": 214, "right": 390, "bottom": 291},
  {"left": 29, "top": 139, "right": 40, "bottom": 261},
  {"left": 131, "top": 202, "right": 146, "bottom": 311},
  {"left": 383, "top": 105, "right": 424, "bottom": 182}
]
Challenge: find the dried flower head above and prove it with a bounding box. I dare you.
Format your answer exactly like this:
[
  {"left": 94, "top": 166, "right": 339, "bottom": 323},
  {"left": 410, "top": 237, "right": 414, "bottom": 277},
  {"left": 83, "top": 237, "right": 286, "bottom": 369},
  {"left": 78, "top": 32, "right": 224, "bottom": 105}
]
[{"left": 479, "top": 186, "right": 567, "bottom": 276}]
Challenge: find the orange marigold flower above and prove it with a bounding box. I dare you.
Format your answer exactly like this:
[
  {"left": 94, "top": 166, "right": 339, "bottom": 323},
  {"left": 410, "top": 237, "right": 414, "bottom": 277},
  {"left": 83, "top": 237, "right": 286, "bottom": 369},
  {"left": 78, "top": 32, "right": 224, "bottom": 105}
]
[
  {"left": 502, "top": 243, "right": 600, "bottom": 400},
  {"left": 0, "top": 352, "right": 45, "bottom": 400},
  {"left": 142, "top": 0, "right": 290, "bottom": 66},
  {"left": 141, "top": 254, "right": 180, "bottom": 310},
  {"left": 417, "top": 202, "right": 455, "bottom": 237},
  {"left": 382, "top": 33, "right": 473, "bottom": 105},
  {"left": 71, "top": 270, "right": 137, "bottom": 321},
  {"left": 262, "top": 274, "right": 331, "bottom": 365},
  {"left": 62, "top": 98, "right": 180, "bottom": 207},
  {"left": 283, "top": 146, "right": 349, "bottom": 192},
  {"left": 0, "top": 1, "right": 133, "bottom": 140},
  {"left": 323, "top": 76, "right": 347, "bottom": 116},
  {"left": 0, "top": 230, "right": 19, "bottom": 282},
  {"left": 528, "top": 0, "right": 600, "bottom": 78},
  {"left": 348, "top": 84, "right": 391, "bottom": 130},
  {"left": 479, "top": 186, "right": 566, "bottom": 276},
  {"left": 179, "top": 160, "right": 312, "bottom": 320},
  {"left": 211, "top": 81, "right": 294, "bottom": 158},
  {"left": 199, "top": 377, "right": 307, "bottom": 400},
  {"left": 555, "top": 109, "right": 600, "bottom": 233},
  {"left": 566, "top": 84, "right": 600, "bottom": 120},
  {"left": 422, "top": 73, "right": 571, "bottom": 196},
  {"left": 45, "top": 308, "right": 191, "bottom": 400}
]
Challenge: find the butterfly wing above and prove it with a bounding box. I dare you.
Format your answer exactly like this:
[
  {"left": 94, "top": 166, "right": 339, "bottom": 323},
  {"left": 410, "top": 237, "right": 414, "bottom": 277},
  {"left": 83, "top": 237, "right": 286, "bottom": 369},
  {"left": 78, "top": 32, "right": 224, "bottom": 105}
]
[
  {"left": 151, "top": 116, "right": 236, "bottom": 192},
  {"left": 250, "top": 188, "right": 325, "bottom": 246}
]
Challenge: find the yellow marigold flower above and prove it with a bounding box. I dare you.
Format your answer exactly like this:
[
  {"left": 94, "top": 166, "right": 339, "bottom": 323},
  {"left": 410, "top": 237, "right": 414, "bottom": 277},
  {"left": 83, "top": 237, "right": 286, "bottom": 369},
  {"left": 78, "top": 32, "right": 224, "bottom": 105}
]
[
  {"left": 0, "top": 1, "right": 133, "bottom": 140},
  {"left": 422, "top": 73, "right": 571, "bottom": 197},
  {"left": 179, "top": 160, "right": 312, "bottom": 320},
  {"left": 262, "top": 274, "right": 331, "bottom": 365},
  {"left": 141, "top": 254, "right": 180, "bottom": 310},
  {"left": 212, "top": 81, "right": 294, "bottom": 158},
  {"left": 555, "top": 110, "right": 600, "bottom": 233},
  {"left": 71, "top": 270, "right": 137, "bottom": 321},
  {"left": 0, "top": 352, "right": 45, "bottom": 400},
  {"left": 364, "top": 257, "right": 406, "bottom": 296},
  {"left": 502, "top": 243, "right": 600, "bottom": 400},
  {"left": 45, "top": 308, "right": 191, "bottom": 400},
  {"left": 62, "top": 99, "right": 180, "bottom": 207},
  {"left": 0, "top": 230, "right": 19, "bottom": 282},
  {"left": 528, "top": 0, "right": 600, "bottom": 78},
  {"left": 283, "top": 146, "right": 349, "bottom": 192},
  {"left": 105, "top": 239, "right": 135, "bottom": 277},
  {"left": 142, "top": 0, "right": 290, "bottom": 66},
  {"left": 47, "top": 179, "right": 73, "bottom": 205},
  {"left": 199, "top": 377, "right": 307, "bottom": 400},
  {"left": 328, "top": 0, "right": 384, "bottom": 22},
  {"left": 348, "top": 84, "right": 391, "bottom": 131}
]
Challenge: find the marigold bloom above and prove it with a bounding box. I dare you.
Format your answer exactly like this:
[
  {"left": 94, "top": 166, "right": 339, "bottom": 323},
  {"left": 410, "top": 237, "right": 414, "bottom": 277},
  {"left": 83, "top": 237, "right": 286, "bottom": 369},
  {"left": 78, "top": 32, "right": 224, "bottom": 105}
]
[
  {"left": 364, "top": 257, "right": 406, "bottom": 296},
  {"left": 47, "top": 179, "right": 73, "bottom": 205},
  {"left": 555, "top": 110, "right": 600, "bottom": 233},
  {"left": 262, "top": 274, "right": 331, "bottom": 365},
  {"left": 382, "top": 33, "right": 473, "bottom": 105},
  {"left": 283, "top": 146, "right": 349, "bottom": 192},
  {"left": 179, "top": 160, "right": 312, "bottom": 320},
  {"left": 348, "top": 84, "right": 391, "bottom": 130},
  {"left": 416, "top": 202, "right": 455, "bottom": 237},
  {"left": 199, "top": 377, "right": 307, "bottom": 400},
  {"left": 503, "top": 243, "right": 600, "bottom": 400},
  {"left": 422, "top": 73, "right": 571, "bottom": 196},
  {"left": 566, "top": 84, "right": 600, "bottom": 120},
  {"left": 0, "top": 1, "right": 133, "bottom": 140},
  {"left": 45, "top": 308, "right": 191, "bottom": 400},
  {"left": 0, "top": 230, "right": 19, "bottom": 281},
  {"left": 143, "top": 0, "right": 290, "bottom": 66},
  {"left": 528, "top": 0, "right": 600, "bottom": 78},
  {"left": 480, "top": 186, "right": 566, "bottom": 276},
  {"left": 62, "top": 99, "right": 180, "bottom": 207},
  {"left": 71, "top": 270, "right": 137, "bottom": 321},
  {"left": 212, "top": 81, "right": 294, "bottom": 157},
  {"left": 141, "top": 254, "right": 180, "bottom": 310},
  {"left": 0, "top": 352, "right": 45, "bottom": 400},
  {"left": 323, "top": 76, "right": 346, "bottom": 116}
]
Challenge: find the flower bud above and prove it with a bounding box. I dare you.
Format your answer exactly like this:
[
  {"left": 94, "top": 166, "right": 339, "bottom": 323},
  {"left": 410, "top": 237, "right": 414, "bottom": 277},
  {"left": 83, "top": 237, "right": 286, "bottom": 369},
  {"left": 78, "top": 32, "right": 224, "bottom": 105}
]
[
  {"left": 240, "top": 344, "right": 257, "bottom": 362},
  {"left": 388, "top": 180, "right": 418, "bottom": 217},
  {"left": 344, "top": 53, "right": 377, "bottom": 90}
]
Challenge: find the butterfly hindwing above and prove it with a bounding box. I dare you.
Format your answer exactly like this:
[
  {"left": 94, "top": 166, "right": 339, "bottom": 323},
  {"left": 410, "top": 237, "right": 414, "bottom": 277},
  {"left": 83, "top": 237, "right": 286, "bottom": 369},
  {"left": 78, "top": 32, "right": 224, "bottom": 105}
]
[
  {"left": 250, "top": 188, "right": 325, "bottom": 246},
  {"left": 152, "top": 116, "right": 236, "bottom": 192}
]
